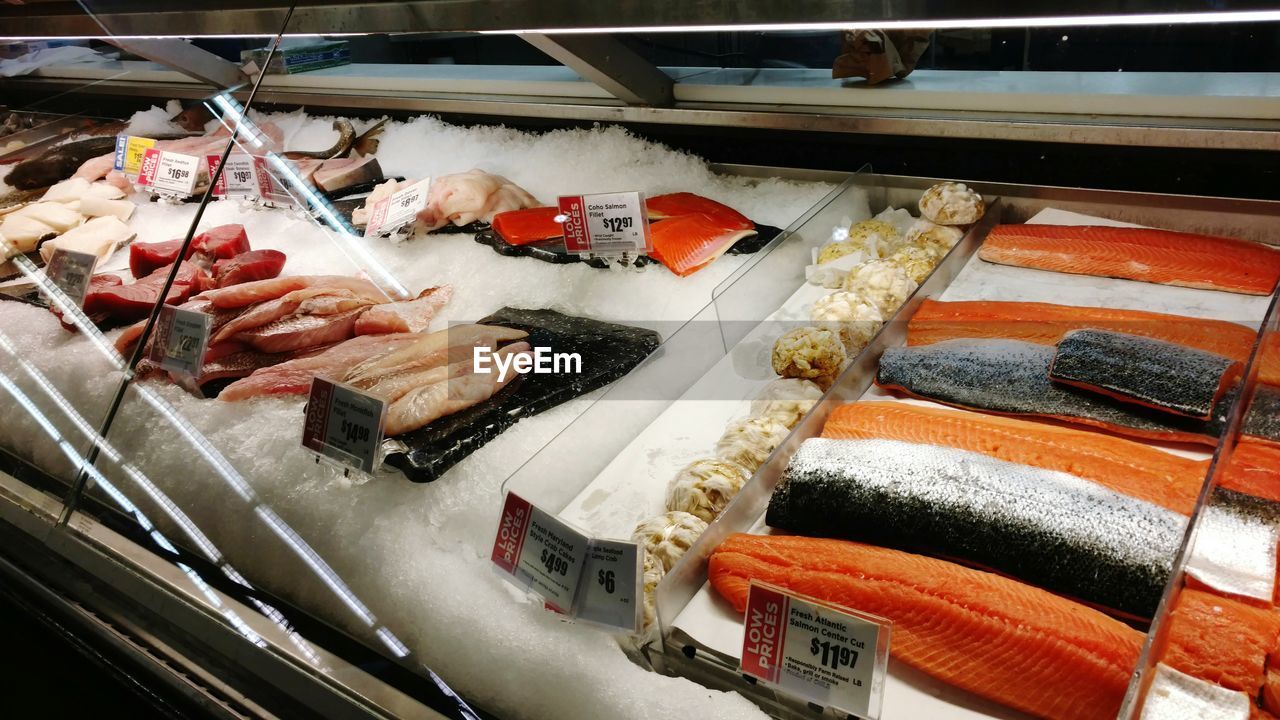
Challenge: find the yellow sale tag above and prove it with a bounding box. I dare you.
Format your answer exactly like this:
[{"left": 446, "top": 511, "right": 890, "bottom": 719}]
[{"left": 122, "top": 136, "right": 155, "bottom": 175}]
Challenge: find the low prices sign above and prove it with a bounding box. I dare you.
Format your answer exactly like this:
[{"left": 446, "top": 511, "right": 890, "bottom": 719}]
[
  {"left": 301, "top": 377, "right": 386, "bottom": 475},
  {"left": 364, "top": 178, "right": 431, "bottom": 237},
  {"left": 208, "top": 153, "right": 273, "bottom": 199},
  {"left": 490, "top": 491, "right": 641, "bottom": 631},
  {"left": 740, "top": 581, "right": 890, "bottom": 719},
  {"left": 148, "top": 305, "right": 210, "bottom": 376},
  {"left": 137, "top": 147, "right": 200, "bottom": 196},
  {"left": 557, "top": 191, "right": 651, "bottom": 256},
  {"left": 491, "top": 491, "right": 589, "bottom": 613}
]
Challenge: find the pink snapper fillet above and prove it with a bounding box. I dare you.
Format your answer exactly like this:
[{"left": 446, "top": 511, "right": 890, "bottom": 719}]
[
  {"left": 219, "top": 333, "right": 421, "bottom": 401},
  {"left": 384, "top": 343, "right": 532, "bottom": 436},
  {"left": 213, "top": 287, "right": 375, "bottom": 344},
  {"left": 196, "top": 274, "right": 390, "bottom": 309},
  {"left": 235, "top": 306, "right": 369, "bottom": 354},
  {"left": 343, "top": 324, "right": 529, "bottom": 386},
  {"left": 354, "top": 285, "right": 452, "bottom": 335}
]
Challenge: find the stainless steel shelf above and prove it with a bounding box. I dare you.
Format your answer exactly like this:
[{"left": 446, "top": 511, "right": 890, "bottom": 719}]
[{"left": 2, "top": 0, "right": 1278, "bottom": 36}]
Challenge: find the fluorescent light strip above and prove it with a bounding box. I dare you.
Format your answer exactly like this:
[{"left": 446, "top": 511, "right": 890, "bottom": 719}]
[
  {"left": 481, "top": 10, "right": 1280, "bottom": 34},
  {"left": 0, "top": 34, "right": 364, "bottom": 41}
]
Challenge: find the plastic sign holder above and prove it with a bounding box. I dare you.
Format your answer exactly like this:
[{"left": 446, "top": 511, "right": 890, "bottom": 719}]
[
  {"left": 365, "top": 178, "right": 431, "bottom": 237},
  {"left": 492, "top": 490, "right": 641, "bottom": 631},
  {"left": 557, "top": 191, "right": 652, "bottom": 261},
  {"left": 148, "top": 305, "right": 211, "bottom": 376},
  {"left": 740, "top": 580, "right": 890, "bottom": 719},
  {"left": 44, "top": 248, "right": 97, "bottom": 307},
  {"left": 301, "top": 377, "right": 386, "bottom": 476},
  {"left": 137, "top": 147, "right": 201, "bottom": 197}
]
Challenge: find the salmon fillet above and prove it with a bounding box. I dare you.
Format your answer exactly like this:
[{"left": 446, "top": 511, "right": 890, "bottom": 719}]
[
  {"left": 1050, "top": 329, "right": 1242, "bottom": 420},
  {"left": 978, "top": 224, "right": 1280, "bottom": 295},
  {"left": 1165, "top": 588, "right": 1280, "bottom": 700},
  {"left": 908, "top": 298, "right": 1258, "bottom": 362},
  {"left": 709, "top": 533, "right": 1142, "bottom": 720},
  {"left": 1261, "top": 334, "right": 1280, "bottom": 387},
  {"left": 1220, "top": 439, "right": 1280, "bottom": 504},
  {"left": 648, "top": 213, "right": 756, "bottom": 277},
  {"left": 822, "top": 401, "right": 1206, "bottom": 513}
]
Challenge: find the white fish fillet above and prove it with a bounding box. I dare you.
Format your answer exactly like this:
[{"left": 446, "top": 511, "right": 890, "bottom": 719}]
[
  {"left": 415, "top": 170, "right": 539, "bottom": 231},
  {"left": 343, "top": 324, "right": 528, "bottom": 385},
  {"left": 38, "top": 216, "right": 133, "bottom": 264}
]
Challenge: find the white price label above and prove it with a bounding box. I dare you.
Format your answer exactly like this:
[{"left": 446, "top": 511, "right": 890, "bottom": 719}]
[
  {"left": 740, "top": 581, "right": 890, "bottom": 719},
  {"left": 491, "top": 491, "right": 590, "bottom": 613},
  {"left": 138, "top": 148, "right": 200, "bottom": 196},
  {"left": 209, "top": 154, "right": 266, "bottom": 198},
  {"left": 301, "top": 377, "right": 386, "bottom": 474},
  {"left": 44, "top": 248, "right": 97, "bottom": 307},
  {"left": 558, "top": 191, "right": 651, "bottom": 256},
  {"left": 575, "top": 538, "right": 641, "bottom": 632},
  {"left": 365, "top": 178, "right": 431, "bottom": 237},
  {"left": 149, "top": 305, "right": 210, "bottom": 376}
]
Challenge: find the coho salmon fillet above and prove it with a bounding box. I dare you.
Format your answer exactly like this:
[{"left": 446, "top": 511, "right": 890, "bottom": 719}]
[
  {"left": 709, "top": 533, "right": 1143, "bottom": 720},
  {"left": 822, "top": 401, "right": 1207, "bottom": 514},
  {"left": 907, "top": 298, "right": 1258, "bottom": 362},
  {"left": 877, "top": 339, "right": 1223, "bottom": 446},
  {"left": 767, "top": 437, "right": 1185, "bottom": 618},
  {"left": 978, "top": 224, "right": 1280, "bottom": 295},
  {"left": 1050, "top": 329, "right": 1242, "bottom": 420},
  {"left": 1221, "top": 439, "right": 1280, "bottom": 504}
]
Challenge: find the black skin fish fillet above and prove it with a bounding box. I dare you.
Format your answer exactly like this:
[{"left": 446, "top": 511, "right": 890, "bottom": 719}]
[
  {"left": 1050, "top": 329, "right": 1241, "bottom": 420},
  {"left": 768, "top": 437, "right": 1186, "bottom": 619},
  {"left": 876, "top": 339, "right": 1220, "bottom": 445}
]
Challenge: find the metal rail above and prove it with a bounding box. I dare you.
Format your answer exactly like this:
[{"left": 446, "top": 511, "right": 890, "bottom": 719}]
[
  {"left": 3, "top": 0, "right": 1278, "bottom": 36},
  {"left": 8, "top": 75, "right": 1280, "bottom": 151}
]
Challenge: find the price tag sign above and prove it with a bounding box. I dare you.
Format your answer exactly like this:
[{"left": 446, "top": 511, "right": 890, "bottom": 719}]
[
  {"left": 44, "top": 248, "right": 97, "bottom": 307},
  {"left": 558, "top": 191, "right": 651, "bottom": 256},
  {"left": 113, "top": 135, "right": 156, "bottom": 175},
  {"left": 575, "top": 538, "right": 641, "bottom": 632},
  {"left": 208, "top": 154, "right": 272, "bottom": 199},
  {"left": 490, "top": 491, "right": 590, "bottom": 613},
  {"left": 137, "top": 148, "right": 200, "bottom": 196},
  {"left": 301, "top": 377, "right": 386, "bottom": 475},
  {"left": 148, "top": 305, "right": 210, "bottom": 376},
  {"left": 364, "top": 178, "right": 431, "bottom": 237},
  {"left": 740, "top": 581, "right": 890, "bottom": 719}
]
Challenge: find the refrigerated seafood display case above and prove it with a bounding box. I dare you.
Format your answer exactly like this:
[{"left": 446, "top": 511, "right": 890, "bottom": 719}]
[{"left": 2, "top": 3, "right": 1280, "bottom": 719}]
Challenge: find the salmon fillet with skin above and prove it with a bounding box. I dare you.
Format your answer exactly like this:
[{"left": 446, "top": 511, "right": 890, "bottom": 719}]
[
  {"left": 978, "top": 224, "right": 1280, "bottom": 296},
  {"left": 648, "top": 213, "right": 757, "bottom": 277},
  {"left": 822, "top": 401, "right": 1207, "bottom": 514},
  {"left": 1220, "top": 439, "right": 1280, "bottom": 504},
  {"left": 1164, "top": 588, "right": 1280, "bottom": 702},
  {"left": 907, "top": 298, "right": 1258, "bottom": 362},
  {"left": 709, "top": 533, "right": 1142, "bottom": 720}
]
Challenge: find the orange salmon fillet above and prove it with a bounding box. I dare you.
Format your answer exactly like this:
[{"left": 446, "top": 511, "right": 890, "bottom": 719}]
[
  {"left": 1260, "top": 333, "right": 1280, "bottom": 387},
  {"left": 1220, "top": 438, "right": 1280, "bottom": 504},
  {"left": 648, "top": 213, "right": 755, "bottom": 277},
  {"left": 908, "top": 299, "right": 1258, "bottom": 361},
  {"left": 822, "top": 401, "right": 1206, "bottom": 514},
  {"left": 979, "top": 225, "right": 1280, "bottom": 295},
  {"left": 1165, "top": 588, "right": 1280, "bottom": 699},
  {"left": 709, "top": 533, "right": 1142, "bottom": 720}
]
